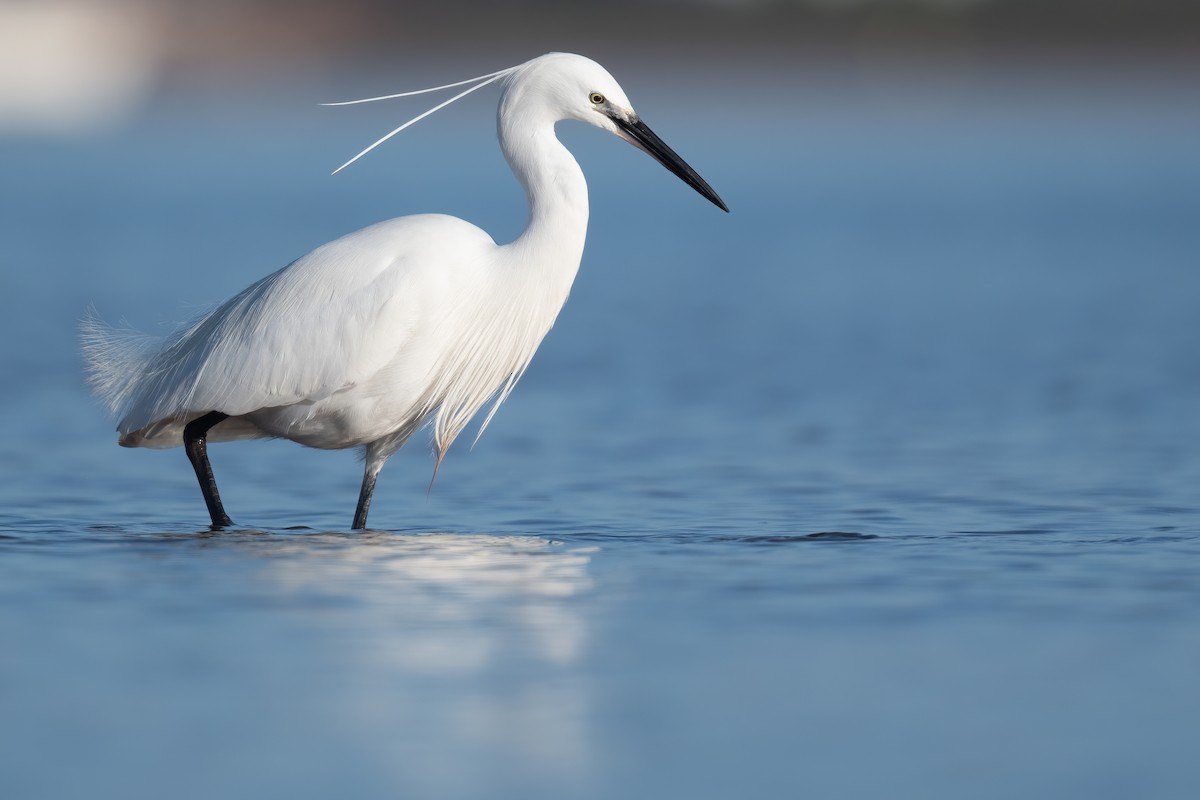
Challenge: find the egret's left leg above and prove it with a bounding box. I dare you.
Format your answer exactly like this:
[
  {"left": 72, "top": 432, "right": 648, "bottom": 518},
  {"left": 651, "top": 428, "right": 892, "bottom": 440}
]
[{"left": 184, "top": 411, "right": 233, "bottom": 529}]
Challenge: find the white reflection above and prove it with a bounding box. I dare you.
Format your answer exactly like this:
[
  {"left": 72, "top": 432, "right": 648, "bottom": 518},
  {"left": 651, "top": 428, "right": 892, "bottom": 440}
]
[
  {"left": 259, "top": 532, "right": 600, "bottom": 783},
  {"left": 265, "top": 533, "right": 596, "bottom": 671}
]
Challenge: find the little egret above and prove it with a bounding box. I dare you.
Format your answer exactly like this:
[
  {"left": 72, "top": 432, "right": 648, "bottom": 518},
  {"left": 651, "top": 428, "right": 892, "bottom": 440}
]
[{"left": 83, "top": 52, "right": 727, "bottom": 530}]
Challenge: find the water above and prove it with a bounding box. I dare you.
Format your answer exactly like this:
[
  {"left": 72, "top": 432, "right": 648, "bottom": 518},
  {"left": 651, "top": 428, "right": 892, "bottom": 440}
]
[{"left": 2, "top": 65, "right": 1199, "bottom": 799}]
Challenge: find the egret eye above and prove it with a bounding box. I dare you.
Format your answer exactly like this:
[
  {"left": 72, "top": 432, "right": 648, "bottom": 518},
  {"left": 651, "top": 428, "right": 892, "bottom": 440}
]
[{"left": 589, "top": 92, "right": 605, "bottom": 105}]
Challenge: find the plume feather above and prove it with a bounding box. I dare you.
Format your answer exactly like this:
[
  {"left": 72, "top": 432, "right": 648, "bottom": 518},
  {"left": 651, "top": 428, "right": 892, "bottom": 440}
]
[{"left": 326, "top": 66, "right": 519, "bottom": 174}]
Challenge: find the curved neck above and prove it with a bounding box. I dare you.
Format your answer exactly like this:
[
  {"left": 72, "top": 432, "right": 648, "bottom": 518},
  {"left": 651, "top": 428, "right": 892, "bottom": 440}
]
[{"left": 499, "top": 113, "right": 589, "bottom": 274}]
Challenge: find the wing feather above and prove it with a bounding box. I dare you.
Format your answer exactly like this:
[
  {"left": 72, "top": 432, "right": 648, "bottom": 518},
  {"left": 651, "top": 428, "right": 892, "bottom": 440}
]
[{"left": 84, "top": 215, "right": 494, "bottom": 445}]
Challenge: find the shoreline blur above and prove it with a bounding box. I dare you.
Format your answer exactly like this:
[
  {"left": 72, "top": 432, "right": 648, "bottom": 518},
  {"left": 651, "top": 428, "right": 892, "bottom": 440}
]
[{"left": 1, "top": 0, "right": 1197, "bottom": 135}]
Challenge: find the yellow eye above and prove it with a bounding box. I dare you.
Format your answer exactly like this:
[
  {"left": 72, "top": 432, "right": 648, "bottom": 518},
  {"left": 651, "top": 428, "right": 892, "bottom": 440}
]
[{"left": 589, "top": 92, "right": 605, "bottom": 105}]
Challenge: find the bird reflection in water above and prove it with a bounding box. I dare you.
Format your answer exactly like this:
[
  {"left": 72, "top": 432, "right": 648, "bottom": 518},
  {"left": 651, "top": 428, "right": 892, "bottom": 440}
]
[{"left": 258, "top": 532, "right": 597, "bottom": 672}]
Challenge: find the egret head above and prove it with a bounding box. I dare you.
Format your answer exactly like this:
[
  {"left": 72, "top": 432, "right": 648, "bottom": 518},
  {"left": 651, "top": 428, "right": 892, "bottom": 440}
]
[
  {"left": 325, "top": 52, "right": 727, "bottom": 212},
  {"left": 503, "top": 53, "right": 633, "bottom": 127},
  {"left": 505, "top": 53, "right": 728, "bottom": 212}
]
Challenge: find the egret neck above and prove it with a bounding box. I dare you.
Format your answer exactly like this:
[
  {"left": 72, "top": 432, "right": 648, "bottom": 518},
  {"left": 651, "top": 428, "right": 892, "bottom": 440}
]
[{"left": 498, "top": 85, "right": 590, "bottom": 308}]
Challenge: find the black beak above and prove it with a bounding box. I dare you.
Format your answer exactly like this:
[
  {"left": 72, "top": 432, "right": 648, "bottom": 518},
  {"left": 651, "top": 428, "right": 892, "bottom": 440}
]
[{"left": 614, "top": 115, "right": 728, "bottom": 212}]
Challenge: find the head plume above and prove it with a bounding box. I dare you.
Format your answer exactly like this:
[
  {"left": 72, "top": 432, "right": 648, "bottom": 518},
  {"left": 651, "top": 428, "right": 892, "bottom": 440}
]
[{"left": 323, "top": 63, "right": 525, "bottom": 174}]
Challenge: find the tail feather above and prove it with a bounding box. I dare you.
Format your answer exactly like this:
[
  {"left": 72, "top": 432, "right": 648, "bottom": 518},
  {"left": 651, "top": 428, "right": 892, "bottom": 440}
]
[
  {"left": 79, "top": 309, "right": 161, "bottom": 418},
  {"left": 81, "top": 308, "right": 282, "bottom": 449}
]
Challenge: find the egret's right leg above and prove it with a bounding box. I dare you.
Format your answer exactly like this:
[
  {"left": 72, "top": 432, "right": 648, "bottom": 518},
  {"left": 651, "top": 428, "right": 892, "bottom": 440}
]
[
  {"left": 183, "top": 411, "right": 233, "bottom": 529},
  {"left": 352, "top": 448, "right": 387, "bottom": 530}
]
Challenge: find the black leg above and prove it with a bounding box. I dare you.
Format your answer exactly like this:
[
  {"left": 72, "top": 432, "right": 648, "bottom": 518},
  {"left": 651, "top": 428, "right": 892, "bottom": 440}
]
[
  {"left": 183, "top": 411, "right": 233, "bottom": 529},
  {"left": 352, "top": 467, "right": 377, "bottom": 530}
]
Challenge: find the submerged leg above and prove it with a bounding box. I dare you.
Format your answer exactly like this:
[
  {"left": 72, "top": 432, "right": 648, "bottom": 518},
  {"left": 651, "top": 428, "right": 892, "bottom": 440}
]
[
  {"left": 352, "top": 469, "right": 376, "bottom": 531},
  {"left": 183, "top": 411, "right": 233, "bottom": 529},
  {"left": 353, "top": 446, "right": 390, "bottom": 530}
]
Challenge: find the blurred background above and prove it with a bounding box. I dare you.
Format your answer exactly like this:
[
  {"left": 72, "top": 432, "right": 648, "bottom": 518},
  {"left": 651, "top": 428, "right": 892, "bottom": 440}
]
[
  {"left": 1, "top": 0, "right": 1198, "bottom": 134},
  {"left": 2, "top": 2, "right": 1199, "bottom": 800}
]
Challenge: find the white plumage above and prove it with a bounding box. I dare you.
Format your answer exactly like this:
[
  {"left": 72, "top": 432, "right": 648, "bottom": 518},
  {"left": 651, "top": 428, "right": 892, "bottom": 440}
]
[{"left": 82, "top": 52, "right": 726, "bottom": 529}]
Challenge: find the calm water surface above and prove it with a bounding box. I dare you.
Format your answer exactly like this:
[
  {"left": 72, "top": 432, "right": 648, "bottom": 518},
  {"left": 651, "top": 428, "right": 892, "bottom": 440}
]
[{"left": 2, "top": 66, "right": 1199, "bottom": 798}]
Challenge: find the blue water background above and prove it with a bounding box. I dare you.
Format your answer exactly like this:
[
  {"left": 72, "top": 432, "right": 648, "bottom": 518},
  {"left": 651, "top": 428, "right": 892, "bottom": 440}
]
[{"left": 2, "top": 62, "right": 1199, "bottom": 798}]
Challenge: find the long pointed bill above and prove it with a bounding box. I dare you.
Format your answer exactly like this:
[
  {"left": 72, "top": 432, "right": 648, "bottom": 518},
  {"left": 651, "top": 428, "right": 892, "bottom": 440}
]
[{"left": 614, "top": 116, "right": 728, "bottom": 212}]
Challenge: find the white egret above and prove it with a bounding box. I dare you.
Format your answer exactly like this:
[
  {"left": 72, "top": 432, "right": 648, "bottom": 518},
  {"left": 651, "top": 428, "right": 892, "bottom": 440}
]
[{"left": 82, "top": 52, "right": 727, "bottom": 530}]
